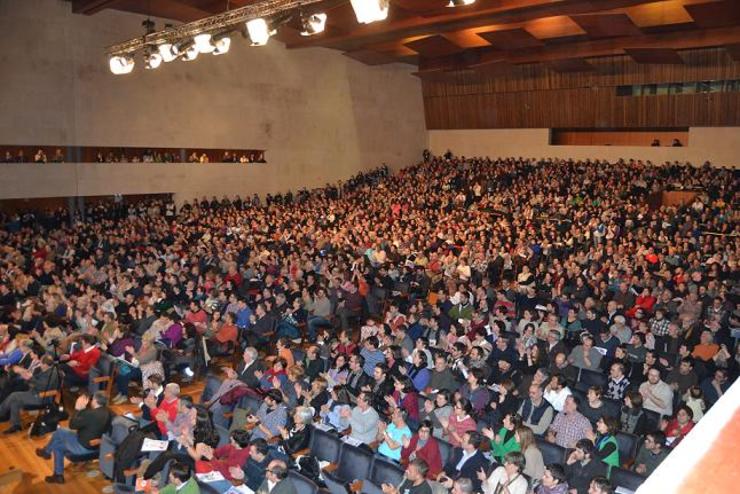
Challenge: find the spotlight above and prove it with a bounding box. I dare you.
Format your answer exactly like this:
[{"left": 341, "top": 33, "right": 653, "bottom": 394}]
[
  {"left": 212, "top": 34, "right": 231, "bottom": 55},
  {"left": 194, "top": 33, "right": 215, "bottom": 53},
  {"left": 182, "top": 43, "right": 199, "bottom": 61},
  {"left": 447, "top": 0, "right": 476, "bottom": 6},
  {"left": 350, "top": 0, "right": 389, "bottom": 24},
  {"left": 300, "top": 13, "right": 327, "bottom": 36},
  {"left": 109, "top": 55, "right": 134, "bottom": 75},
  {"left": 246, "top": 18, "right": 275, "bottom": 46},
  {"left": 145, "top": 51, "right": 162, "bottom": 69},
  {"left": 158, "top": 42, "right": 178, "bottom": 62}
]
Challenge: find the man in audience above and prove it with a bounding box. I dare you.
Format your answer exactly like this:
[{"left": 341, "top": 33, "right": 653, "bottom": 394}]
[
  {"left": 256, "top": 459, "right": 296, "bottom": 494},
  {"left": 344, "top": 391, "right": 379, "bottom": 444},
  {"left": 247, "top": 389, "right": 288, "bottom": 440},
  {"left": 587, "top": 476, "right": 613, "bottom": 494},
  {"left": 700, "top": 368, "right": 730, "bottom": 408},
  {"left": 544, "top": 373, "right": 572, "bottom": 413},
  {"left": 36, "top": 391, "right": 112, "bottom": 484},
  {"left": 569, "top": 334, "right": 603, "bottom": 371},
  {"left": 639, "top": 368, "right": 674, "bottom": 417},
  {"left": 439, "top": 431, "right": 488, "bottom": 492},
  {"left": 1, "top": 354, "right": 59, "bottom": 433},
  {"left": 158, "top": 461, "right": 200, "bottom": 494},
  {"left": 428, "top": 354, "right": 460, "bottom": 393},
  {"left": 666, "top": 357, "right": 698, "bottom": 398},
  {"left": 518, "top": 384, "right": 554, "bottom": 435},
  {"left": 382, "top": 459, "right": 432, "bottom": 494},
  {"left": 547, "top": 395, "right": 593, "bottom": 448},
  {"left": 605, "top": 362, "right": 630, "bottom": 401},
  {"left": 633, "top": 431, "right": 669, "bottom": 476},
  {"left": 565, "top": 439, "right": 606, "bottom": 494}
]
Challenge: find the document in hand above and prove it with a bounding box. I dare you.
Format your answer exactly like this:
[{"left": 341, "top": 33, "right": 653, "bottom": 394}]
[{"left": 141, "top": 438, "right": 169, "bottom": 452}]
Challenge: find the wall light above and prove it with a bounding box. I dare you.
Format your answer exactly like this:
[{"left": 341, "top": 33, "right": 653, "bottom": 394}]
[
  {"left": 194, "top": 33, "right": 215, "bottom": 53},
  {"left": 447, "top": 0, "right": 476, "bottom": 6},
  {"left": 109, "top": 55, "right": 135, "bottom": 74},
  {"left": 212, "top": 34, "right": 232, "bottom": 55},
  {"left": 301, "top": 13, "right": 327, "bottom": 36},
  {"left": 246, "top": 18, "right": 275, "bottom": 46},
  {"left": 350, "top": 0, "right": 389, "bottom": 24}
]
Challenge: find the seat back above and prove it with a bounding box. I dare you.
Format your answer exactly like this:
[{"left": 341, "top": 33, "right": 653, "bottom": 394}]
[
  {"left": 610, "top": 467, "right": 646, "bottom": 492},
  {"left": 289, "top": 470, "right": 320, "bottom": 494},
  {"left": 237, "top": 393, "right": 264, "bottom": 414},
  {"left": 369, "top": 457, "right": 405, "bottom": 487},
  {"left": 536, "top": 438, "right": 566, "bottom": 465},
  {"left": 335, "top": 444, "right": 374, "bottom": 483},
  {"left": 576, "top": 368, "right": 607, "bottom": 392},
  {"left": 602, "top": 398, "right": 621, "bottom": 419},
  {"left": 323, "top": 471, "right": 349, "bottom": 494},
  {"left": 615, "top": 432, "right": 640, "bottom": 464},
  {"left": 99, "top": 434, "right": 116, "bottom": 479},
  {"left": 642, "top": 409, "right": 661, "bottom": 431},
  {"left": 437, "top": 439, "right": 454, "bottom": 468},
  {"left": 309, "top": 429, "right": 342, "bottom": 463},
  {"left": 215, "top": 424, "right": 230, "bottom": 447}
]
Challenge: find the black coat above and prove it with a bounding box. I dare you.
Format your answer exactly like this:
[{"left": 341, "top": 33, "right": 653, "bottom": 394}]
[{"left": 443, "top": 449, "right": 490, "bottom": 492}]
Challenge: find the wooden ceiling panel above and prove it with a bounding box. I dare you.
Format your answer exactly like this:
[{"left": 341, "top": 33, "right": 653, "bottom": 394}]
[
  {"left": 343, "top": 49, "right": 398, "bottom": 65},
  {"left": 625, "top": 47, "right": 685, "bottom": 63},
  {"left": 548, "top": 57, "right": 595, "bottom": 72},
  {"left": 626, "top": 0, "right": 697, "bottom": 27},
  {"left": 684, "top": 1, "right": 740, "bottom": 29},
  {"left": 570, "top": 13, "right": 643, "bottom": 38},
  {"left": 405, "top": 34, "right": 464, "bottom": 57},
  {"left": 477, "top": 28, "right": 543, "bottom": 49}
]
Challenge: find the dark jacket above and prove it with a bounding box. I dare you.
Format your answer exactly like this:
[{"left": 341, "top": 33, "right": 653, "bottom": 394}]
[
  {"left": 443, "top": 449, "right": 489, "bottom": 492},
  {"left": 70, "top": 406, "right": 113, "bottom": 449},
  {"left": 238, "top": 359, "right": 266, "bottom": 389},
  {"left": 565, "top": 458, "right": 606, "bottom": 494}
]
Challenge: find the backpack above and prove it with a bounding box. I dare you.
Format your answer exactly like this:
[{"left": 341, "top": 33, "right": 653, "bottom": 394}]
[
  {"left": 296, "top": 455, "right": 326, "bottom": 488},
  {"left": 113, "top": 429, "right": 156, "bottom": 483},
  {"left": 29, "top": 403, "right": 69, "bottom": 437}
]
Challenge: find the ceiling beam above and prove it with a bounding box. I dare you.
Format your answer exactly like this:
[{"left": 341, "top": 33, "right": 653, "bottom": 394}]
[
  {"left": 286, "top": 0, "right": 655, "bottom": 50},
  {"left": 71, "top": 0, "right": 119, "bottom": 15},
  {"left": 418, "top": 25, "right": 740, "bottom": 72}
]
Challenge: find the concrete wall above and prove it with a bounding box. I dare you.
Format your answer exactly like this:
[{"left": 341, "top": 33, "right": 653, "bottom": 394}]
[
  {"left": 0, "top": 0, "right": 427, "bottom": 200},
  {"left": 428, "top": 127, "right": 740, "bottom": 167}
]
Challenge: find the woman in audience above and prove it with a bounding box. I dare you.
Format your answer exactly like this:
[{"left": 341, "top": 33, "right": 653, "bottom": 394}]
[
  {"left": 420, "top": 390, "right": 453, "bottom": 439},
  {"left": 580, "top": 386, "right": 610, "bottom": 426},
  {"left": 457, "top": 367, "right": 490, "bottom": 418},
  {"left": 407, "top": 351, "right": 431, "bottom": 392},
  {"left": 401, "top": 420, "right": 443, "bottom": 479},
  {"left": 323, "top": 353, "right": 349, "bottom": 387},
  {"left": 277, "top": 405, "right": 313, "bottom": 456},
  {"left": 439, "top": 397, "right": 477, "bottom": 447},
  {"left": 620, "top": 390, "right": 648, "bottom": 436},
  {"left": 587, "top": 416, "right": 620, "bottom": 474},
  {"left": 193, "top": 429, "right": 251, "bottom": 482},
  {"left": 483, "top": 412, "right": 522, "bottom": 462},
  {"left": 478, "top": 451, "right": 529, "bottom": 494},
  {"left": 386, "top": 376, "right": 420, "bottom": 429},
  {"left": 517, "top": 425, "right": 545, "bottom": 481}
]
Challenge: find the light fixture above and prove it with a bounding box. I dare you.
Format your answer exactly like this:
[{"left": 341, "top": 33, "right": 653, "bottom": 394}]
[
  {"left": 212, "top": 34, "right": 231, "bottom": 55},
  {"left": 158, "top": 42, "right": 179, "bottom": 62},
  {"left": 350, "top": 0, "right": 389, "bottom": 24},
  {"left": 447, "top": 0, "right": 476, "bottom": 6},
  {"left": 194, "top": 33, "right": 215, "bottom": 53},
  {"left": 109, "top": 55, "right": 135, "bottom": 75},
  {"left": 145, "top": 51, "right": 162, "bottom": 69},
  {"left": 246, "top": 18, "right": 274, "bottom": 46},
  {"left": 300, "top": 12, "right": 327, "bottom": 36},
  {"left": 182, "top": 43, "right": 199, "bottom": 61}
]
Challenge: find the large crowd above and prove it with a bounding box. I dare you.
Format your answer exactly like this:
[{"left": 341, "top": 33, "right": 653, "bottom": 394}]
[{"left": 0, "top": 154, "right": 737, "bottom": 494}]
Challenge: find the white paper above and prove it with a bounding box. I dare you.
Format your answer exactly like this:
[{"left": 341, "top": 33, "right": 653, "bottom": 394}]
[
  {"left": 341, "top": 436, "right": 363, "bottom": 447},
  {"left": 225, "top": 486, "right": 254, "bottom": 494},
  {"left": 141, "top": 438, "right": 169, "bottom": 452},
  {"left": 314, "top": 422, "right": 335, "bottom": 431},
  {"left": 197, "top": 471, "right": 227, "bottom": 483}
]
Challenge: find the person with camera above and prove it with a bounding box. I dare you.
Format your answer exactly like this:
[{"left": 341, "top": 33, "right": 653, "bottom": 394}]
[
  {"left": 0, "top": 353, "right": 58, "bottom": 433},
  {"left": 36, "top": 390, "right": 112, "bottom": 484}
]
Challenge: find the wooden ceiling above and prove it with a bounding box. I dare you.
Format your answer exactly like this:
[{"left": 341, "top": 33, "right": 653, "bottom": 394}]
[{"left": 72, "top": 0, "right": 740, "bottom": 76}]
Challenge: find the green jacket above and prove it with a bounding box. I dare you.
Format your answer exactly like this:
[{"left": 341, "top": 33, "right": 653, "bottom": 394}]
[
  {"left": 491, "top": 427, "right": 521, "bottom": 461},
  {"left": 159, "top": 478, "right": 201, "bottom": 494},
  {"left": 598, "top": 434, "right": 620, "bottom": 474}
]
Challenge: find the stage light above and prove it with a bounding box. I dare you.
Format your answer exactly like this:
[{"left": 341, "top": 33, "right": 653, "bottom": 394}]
[
  {"left": 194, "top": 33, "right": 215, "bottom": 53},
  {"left": 300, "top": 13, "right": 327, "bottom": 36},
  {"left": 182, "top": 43, "right": 199, "bottom": 61},
  {"left": 350, "top": 0, "right": 389, "bottom": 24},
  {"left": 145, "top": 51, "right": 162, "bottom": 69},
  {"left": 246, "top": 18, "right": 274, "bottom": 46},
  {"left": 109, "top": 55, "right": 134, "bottom": 75},
  {"left": 447, "top": 0, "right": 476, "bottom": 6},
  {"left": 212, "top": 34, "right": 231, "bottom": 55},
  {"left": 158, "top": 42, "right": 179, "bottom": 62}
]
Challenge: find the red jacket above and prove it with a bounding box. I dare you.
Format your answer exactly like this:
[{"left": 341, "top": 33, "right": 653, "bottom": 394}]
[
  {"left": 401, "top": 434, "right": 443, "bottom": 479},
  {"left": 68, "top": 346, "right": 101, "bottom": 379}
]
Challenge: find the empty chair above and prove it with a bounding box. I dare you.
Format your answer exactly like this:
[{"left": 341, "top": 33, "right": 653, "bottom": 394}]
[
  {"left": 98, "top": 434, "right": 116, "bottom": 480},
  {"left": 536, "top": 438, "right": 566, "bottom": 465},
  {"left": 333, "top": 444, "right": 374, "bottom": 483},
  {"left": 88, "top": 353, "right": 116, "bottom": 397},
  {"left": 610, "top": 467, "right": 646, "bottom": 492},
  {"left": 309, "top": 428, "right": 342, "bottom": 463},
  {"left": 601, "top": 398, "right": 621, "bottom": 419},
  {"left": 576, "top": 368, "right": 607, "bottom": 392},
  {"left": 643, "top": 409, "right": 661, "bottom": 432},
  {"left": 289, "top": 470, "right": 320, "bottom": 494},
  {"left": 437, "top": 438, "right": 454, "bottom": 468},
  {"left": 368, "top": 456, "right": 405, "bottom": 488},
  {"left": 237, "top": 393, "right": 264, "bottom": 415},
  {"left": 615, "top": 432, "right": 640, "bottom": 465}
]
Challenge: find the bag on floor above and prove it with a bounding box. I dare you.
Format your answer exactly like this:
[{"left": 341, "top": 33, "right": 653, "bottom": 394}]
[{"left": 29, "top": 404, "right": 69, "bottom": 437}]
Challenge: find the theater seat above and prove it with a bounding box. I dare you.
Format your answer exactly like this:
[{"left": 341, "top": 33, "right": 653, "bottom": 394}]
[
  {"left": 615, "top": 432, "right": 640, "bottom": 465},
  {"left": 368, "top": 456, "right": 405, "bottom": 488},
  {"left": 289, "top": 470, "right": 320, "bottom": 494},
  {"left": 215, "top": 424, "right": 230, "bottom": 447},
  {"left": 437, "top": 438, "right": 454, "bottom": 468},
  {"left": 610, "top": 467, "right": 646, "bottom": 492},
  {"left": 643, "top": 409, "right": 661, "bottom": 431},
  {"left": 309, "top": 429, "right": 342, "bottom": 463},
  {"left": 334, "top": 444, "right": 374, "bottom": 483},
  {"left": 575, "top": 368, "right": 607, "bottom": 392},
  {"left": 323, "top": 471, "right": 350, "bottom": 494},
  {"left": 536, "top": 438, "right": 566, "bottom": 465}
]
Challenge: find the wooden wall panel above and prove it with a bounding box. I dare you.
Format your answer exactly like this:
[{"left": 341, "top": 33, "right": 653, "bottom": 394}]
[{"left": 422, "top": 48, "right": 740, "bottom": 128}]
